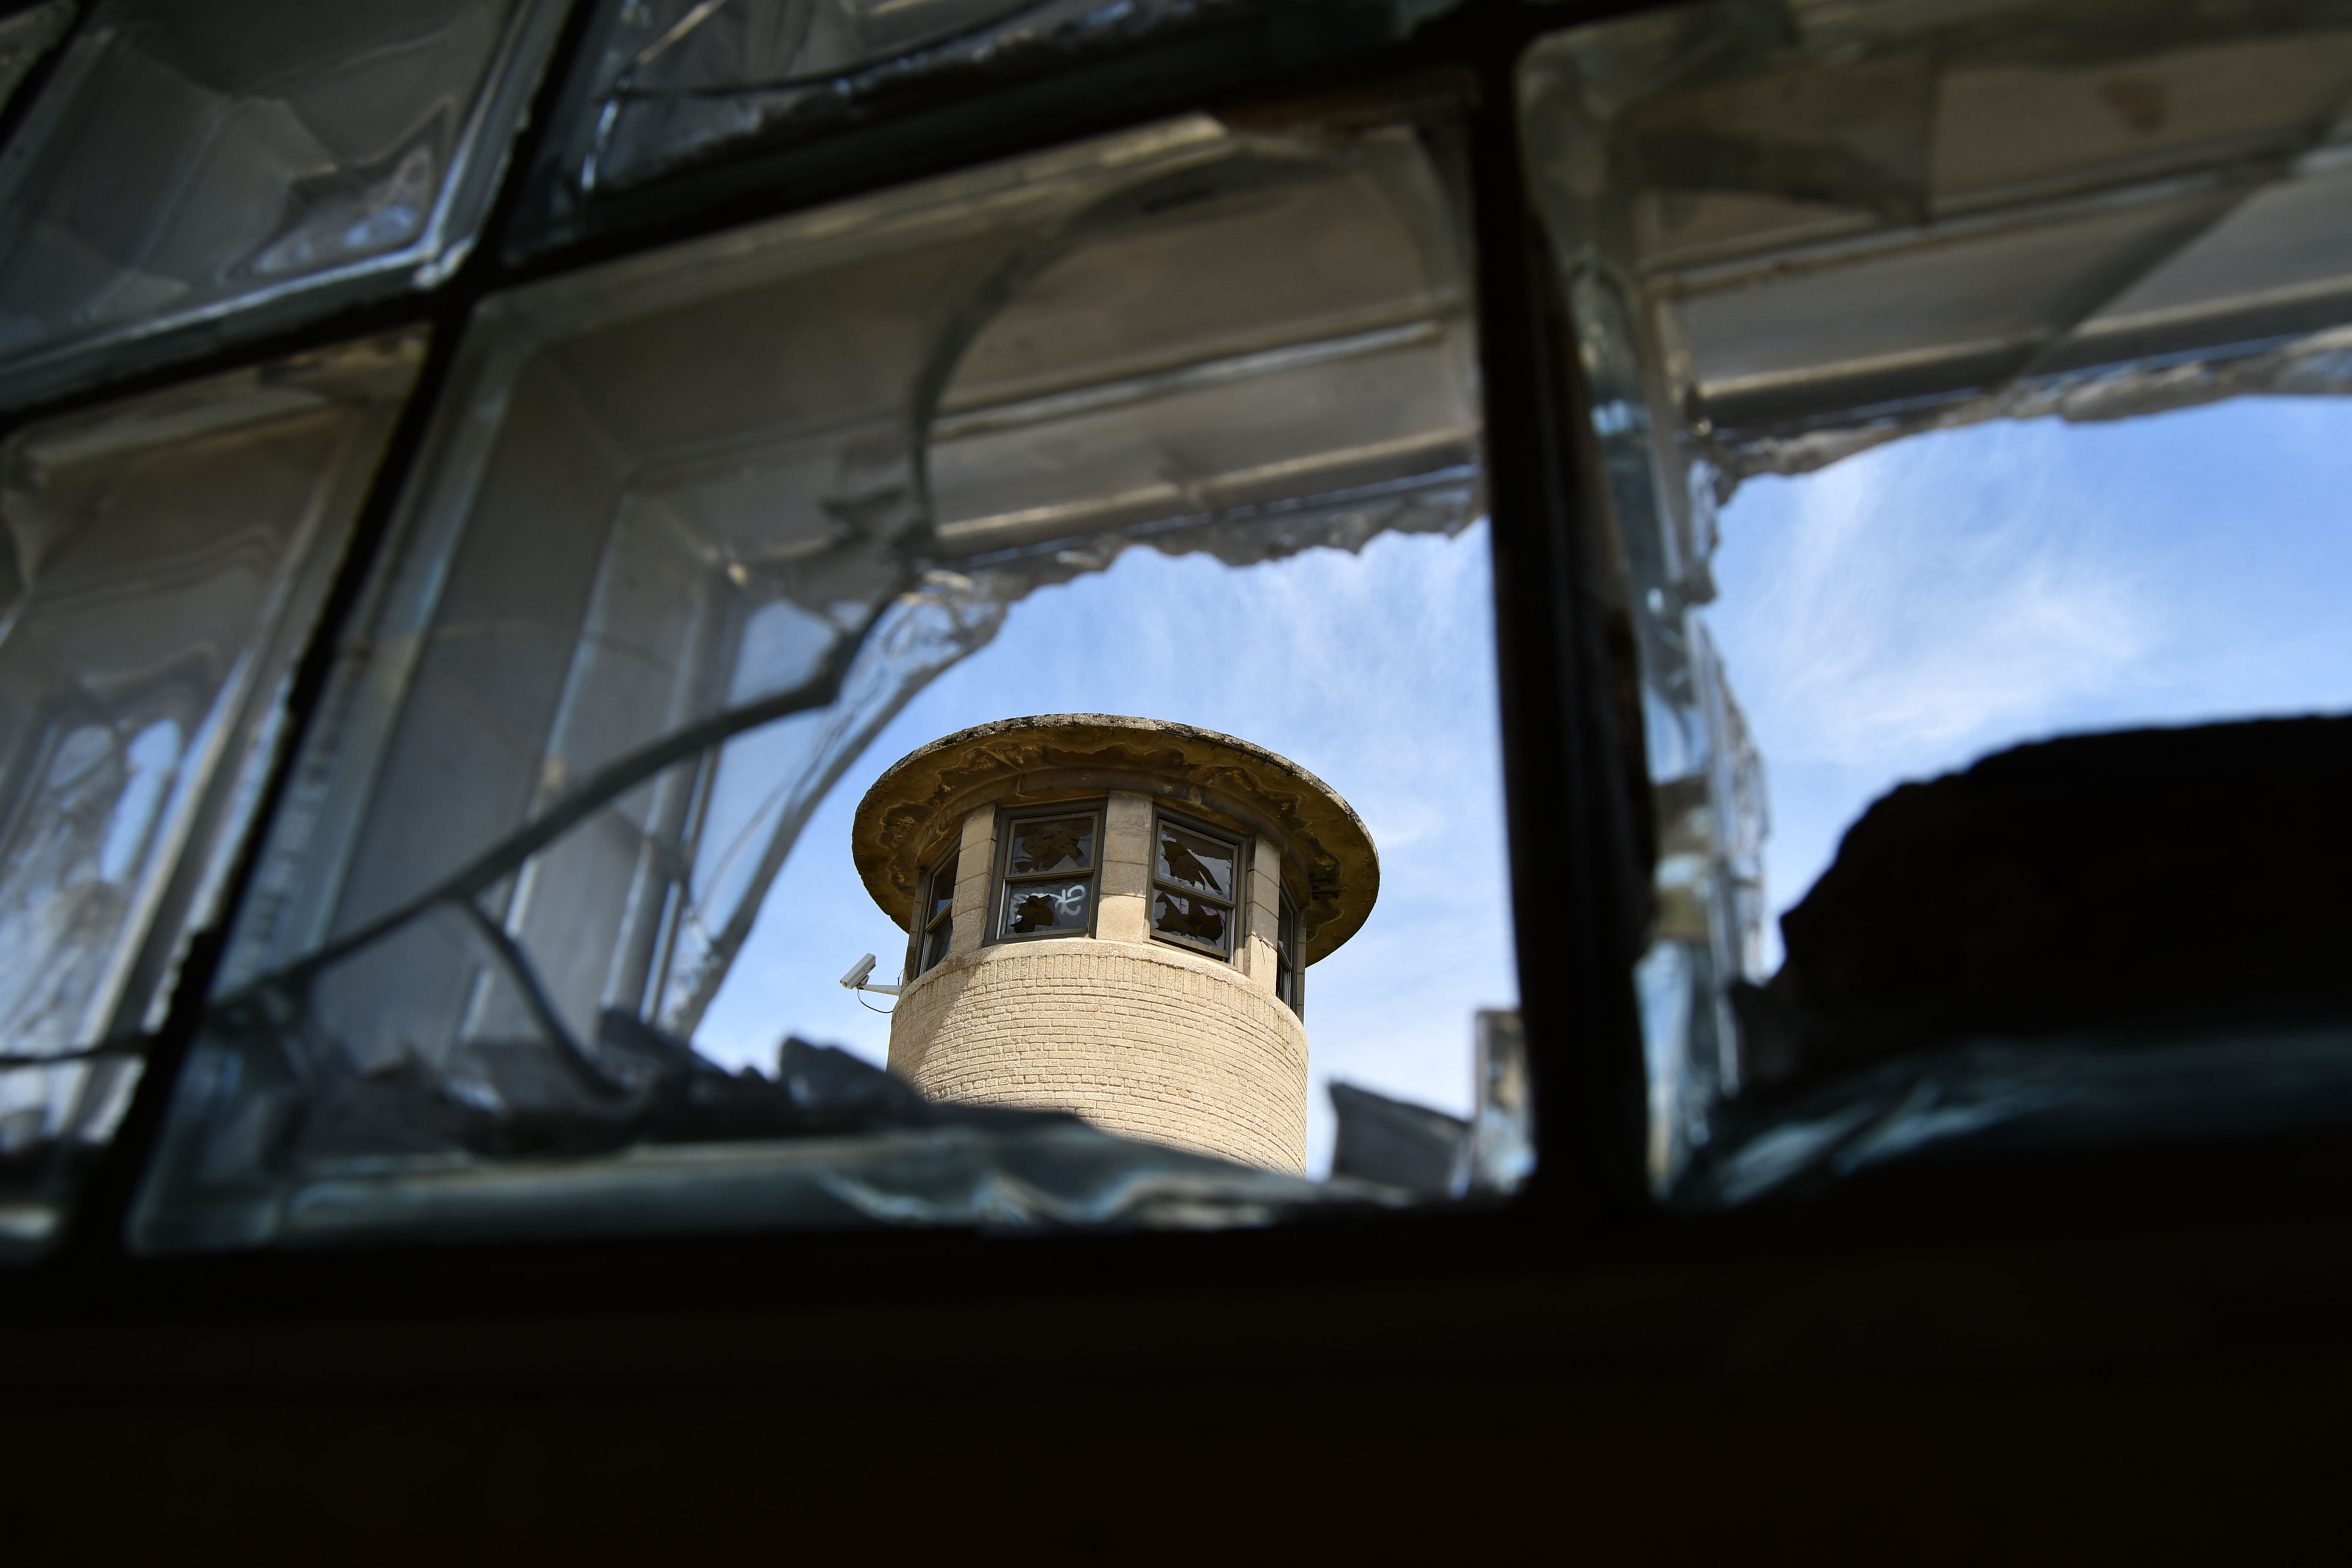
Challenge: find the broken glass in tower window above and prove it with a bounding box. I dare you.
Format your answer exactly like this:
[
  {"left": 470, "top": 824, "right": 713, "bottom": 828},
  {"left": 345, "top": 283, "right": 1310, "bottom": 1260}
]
[
  {"left": 0, "top": 0, "right": 570, "bottom": 408},
  {"left": 1151, "top": 890, "right": 1230, "bottom": 955},
  {"left": 1273, "top": 882, "right": 1301, "bottom": 1014},
  {"left": 0, "top": 329, "right": 425, "bottom": 1262},
  {"left": 915, "top": 848, "right": 957, "bottom": 973},
  {"left": 1008, "top": 815, "right": 1093, "bottom": 874},
  {"left": 992, "top": 805, "right": 1100, "bottom": 940},
  {"left": 1004, "top": 877, "right": 1090, "bottom": 935},
  {"left": 1148, "top": 811, "right": 1237, "bottom": 958},
  {"left": 131, "top": 97, "right": 1523, "bottom": 1253},
  {"left": 1523, "top": 0, "right": 2352, "bottom": 1205}
]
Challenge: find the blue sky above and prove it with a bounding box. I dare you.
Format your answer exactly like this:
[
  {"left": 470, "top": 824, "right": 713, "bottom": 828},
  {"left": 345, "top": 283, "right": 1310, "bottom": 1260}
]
[
  {"left": 1708, "top": 396, "right": 2352, "bottom": 971},
  {"left": 690, "top": 519, "right": 1519, "bottom": 1175},
  {"left": 670, "top": 389, "right": 2352, "bottom": 1173}
]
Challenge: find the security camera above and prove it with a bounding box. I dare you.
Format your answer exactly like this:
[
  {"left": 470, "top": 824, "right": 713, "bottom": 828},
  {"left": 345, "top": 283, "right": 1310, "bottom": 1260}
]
[{"left": 840, "top": 952, "right": 901, "bottom": 997}]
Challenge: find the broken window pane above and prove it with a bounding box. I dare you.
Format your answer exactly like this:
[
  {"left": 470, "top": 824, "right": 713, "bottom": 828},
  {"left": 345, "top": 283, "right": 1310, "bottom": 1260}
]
[
  {"left": 1147, "top": 811, "right": 1237, "bottom": 959},
  {"left": 1008, "top": 815, "right": 1093, "bottom": 875},
  {"left": 1155, "top": 820, "right": 1234, "bottom": 901},
  {"left": 1524, "top": 0, "right": 2352, "bottom": 1205},
  {"left": 1004, "top": 877, "right": 1090, "bottom": 935},
  {"left": 1273, "top": 884, "right": 1301, "bottom": 1014},
  {"left": 0, "top": 330, "right": 424, "bottom": 1262},
  {"left": 915, "top": 848, "right": 956, "bottom": 974},
  {"left": 1151, "top": 890, "right": 1229, "bottom": 954},
  {"left": 132, "top": 100, "right": 1520, "bottom": 1253},
  {"left": 994, "top": 805, "right": 1101, "bottom": 938},
  {"left": 0, "top": 0, "right": 569, "bottom": 406},
  {"left": 510, "top": 0, "right": 1464, "bottom": 255}
]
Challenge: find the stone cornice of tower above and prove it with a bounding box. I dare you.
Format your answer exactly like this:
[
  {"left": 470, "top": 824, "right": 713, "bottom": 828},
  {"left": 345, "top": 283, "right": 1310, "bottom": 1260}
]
[{"left": 852, "top": 713, "right": 1378, "bottom": 963}]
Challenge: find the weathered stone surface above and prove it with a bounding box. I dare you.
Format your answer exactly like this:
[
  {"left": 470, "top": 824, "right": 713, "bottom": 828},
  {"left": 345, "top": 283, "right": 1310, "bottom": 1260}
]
[{"left": 852, "top": 714, "right": 1378, "bottom": 963}]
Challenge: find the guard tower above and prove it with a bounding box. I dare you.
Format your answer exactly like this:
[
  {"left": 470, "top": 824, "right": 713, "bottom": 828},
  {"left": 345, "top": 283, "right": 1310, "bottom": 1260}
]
[{"left": 851, "top": 715, "right": 1378, "bottom": 1173}]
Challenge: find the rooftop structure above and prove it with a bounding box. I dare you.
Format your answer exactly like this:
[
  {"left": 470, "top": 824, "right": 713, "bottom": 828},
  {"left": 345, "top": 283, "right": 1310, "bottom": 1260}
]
[{"left": 852, "top": 715, "right": 1378, "bottom": 1172}]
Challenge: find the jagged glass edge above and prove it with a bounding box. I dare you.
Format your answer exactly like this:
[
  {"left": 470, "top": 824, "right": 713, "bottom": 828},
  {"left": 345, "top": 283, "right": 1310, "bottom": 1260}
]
[{"left": 505, "top": 0, "right": 1465, "bottom": 260}]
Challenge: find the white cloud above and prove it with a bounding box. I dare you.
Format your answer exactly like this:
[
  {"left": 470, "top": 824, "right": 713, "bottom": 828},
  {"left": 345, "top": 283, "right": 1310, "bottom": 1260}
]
[{"left": 1715, "top": 420, "right": 2157, "bottom": 780}]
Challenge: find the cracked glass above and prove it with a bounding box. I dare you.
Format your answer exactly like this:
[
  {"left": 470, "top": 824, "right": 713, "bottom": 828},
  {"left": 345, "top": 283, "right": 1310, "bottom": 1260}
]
[
  {"left": 0, "top": 330, "right": 425, "bottom": 1261},
  {"left": 130, "top": 99, "right": 1525, "bottom": 1252},
  {"left": 0, "top": 0, "right": 570, "bottom": 407},
  {"left": 1008, "top": 814, "right": 1093, "bottom": 875},
  {"left": 1150, "top": 814, "right": 1236, "bottom": 958},
  {"left": 1524, "top": 0, "right": 2352, "bottom": 1203},
  {"left": 1002, "top": 877, "right": 1090, "bottom": 936},
  {"left": 510, "top": 0, "right": 1466, "bottom": 256},
  {"left": 995, "top": 806, "right": 1099, "bottom": 940},
  {"left": 915, "top": 848, "right": 956, "bottom": 974}
]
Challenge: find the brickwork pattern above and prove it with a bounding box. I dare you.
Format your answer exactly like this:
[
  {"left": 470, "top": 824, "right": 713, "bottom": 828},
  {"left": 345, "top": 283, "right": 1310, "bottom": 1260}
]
[{"left": 889, "top": 937, "right": 1309, "bottom": 1173}]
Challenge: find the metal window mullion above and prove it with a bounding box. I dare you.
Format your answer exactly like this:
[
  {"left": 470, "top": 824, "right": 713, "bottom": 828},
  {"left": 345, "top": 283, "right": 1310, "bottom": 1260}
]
[
  {"left": 1149, "top": 875, "right": 1234, "bottom": 910},
  {"left": 991, "top": 803, "right": 1102, "bottom": 942}
]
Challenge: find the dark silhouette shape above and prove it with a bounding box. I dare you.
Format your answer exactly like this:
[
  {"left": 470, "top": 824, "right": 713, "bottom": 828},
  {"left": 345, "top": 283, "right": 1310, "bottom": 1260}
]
[
  {"left": 1015, "top": 819, "right": 1087, "bottom": 872},
  {"left": 1734, "top": 715, "right": 2352, "bottom": 1094},
  {"left": 1160, "top": 834, "right": 1222, "bottom": 890},
  {"left": 1155, "top": 892, "right": 1225, "bottom": 944},
  {"left": 1011, "top": 892, "right": 1059, "bottom": 932}
]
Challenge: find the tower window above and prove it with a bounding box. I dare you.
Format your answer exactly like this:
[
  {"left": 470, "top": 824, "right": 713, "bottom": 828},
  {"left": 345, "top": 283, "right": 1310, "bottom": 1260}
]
[
  {"left": 1274, "top": 884, "right": 1304, "bottom": 1018},
  {"left": 1150, "top": 811, "right": 1241, "bottom": 961},
  {"left": 913, "top": 850, "right": 959, "bottom": 977},
  {"left": 991, "top": 805, "right": 1102, "bottom": 941}
]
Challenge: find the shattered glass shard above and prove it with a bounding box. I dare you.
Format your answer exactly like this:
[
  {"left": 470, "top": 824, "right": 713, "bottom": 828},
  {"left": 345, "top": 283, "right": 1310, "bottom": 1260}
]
[
  {"left": 247, "top": 143, "right": 437, "bottom": 279},
  {"left": 1155, "top": 825, "right": 1233, "bottom": 897},
  {"left": 133, "top": 948, "right": 1431, "bottom": 1251},
  {"left": 1006, "top": 878, "right": 1087, "bottom": 934},
  {"left": 1152, "top": 892, "right": 1225, "bottom": 946}
]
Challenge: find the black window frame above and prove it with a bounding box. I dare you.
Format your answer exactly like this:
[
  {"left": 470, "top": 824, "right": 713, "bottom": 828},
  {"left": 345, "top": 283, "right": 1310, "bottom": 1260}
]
[
  {"left": 1272, "top": 878, "right": 1304, "bottom": 1019},
  {"left": 910, "top": 847, "right": 961, "bottom": 979},
  {"left": 988, "top": 801, "right": 1107, "bottom": 945},
  {"left": 1147, "top": 809, "right": 1245, "bottom": 964},
  {"left": 0, "top": 0, "right": 2336, "bottom": 1320}
]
